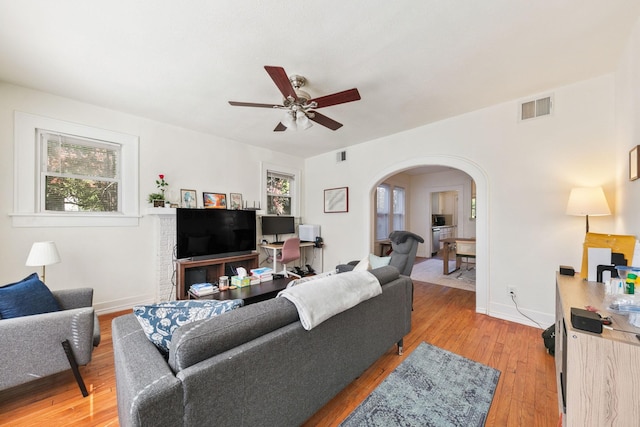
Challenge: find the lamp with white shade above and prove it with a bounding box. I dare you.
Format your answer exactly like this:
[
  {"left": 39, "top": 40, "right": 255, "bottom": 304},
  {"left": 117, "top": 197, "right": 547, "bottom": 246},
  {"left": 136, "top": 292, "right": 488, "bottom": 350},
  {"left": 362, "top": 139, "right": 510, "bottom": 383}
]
[
  {"left": 566, "top": 186, "right": 611, "bottom": 233},
  {"left": 25, "top": 241, "right": 61, "bottom": 282}
]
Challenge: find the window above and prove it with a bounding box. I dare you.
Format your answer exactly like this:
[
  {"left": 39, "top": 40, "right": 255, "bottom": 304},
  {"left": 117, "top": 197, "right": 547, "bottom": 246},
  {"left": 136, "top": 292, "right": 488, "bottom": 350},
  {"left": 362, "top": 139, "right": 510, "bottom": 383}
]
[
  {"left": 12, "top": 112, "right": 139, "bottom": 227},
  {"left": 376, "top": 184, "right": 390, "bottom": 240},
  {"left": 376, "top": 184, "right": 405, "bottom": 241},
  {"left": 393, "top": 186, "right": 405, "bottom": 230},
  {"left": 266, "top": 170, "right": 293, "bottom": 215},
  {"left": 262, "top": 163, "right": 300, "bottom": 217},
  {"left": 39, "top": 131, "right": 121, "bottom": 212}
]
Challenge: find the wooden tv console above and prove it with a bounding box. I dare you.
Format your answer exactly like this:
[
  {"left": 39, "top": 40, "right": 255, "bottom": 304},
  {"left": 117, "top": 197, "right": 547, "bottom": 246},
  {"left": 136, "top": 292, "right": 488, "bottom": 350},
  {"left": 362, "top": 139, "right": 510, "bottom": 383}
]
[
  {"left": 175, "top": 252, "right": 259, "bottom": 300},
  {"left": 555, "top": 273, "right": 640, "bottom": 426}
]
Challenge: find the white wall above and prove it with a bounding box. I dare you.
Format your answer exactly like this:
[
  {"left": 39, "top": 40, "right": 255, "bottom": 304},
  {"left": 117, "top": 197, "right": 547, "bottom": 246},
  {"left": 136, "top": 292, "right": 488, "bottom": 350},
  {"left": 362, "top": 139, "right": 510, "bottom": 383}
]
[
  {"left": 304, "top": 74, "right": 616, "bottom": 326},
  {"left": 0, "top": 83, "right": 304, "bottom": 313},
  {"left": 615, "top": 15, "right": 640, "bottom": 236}
]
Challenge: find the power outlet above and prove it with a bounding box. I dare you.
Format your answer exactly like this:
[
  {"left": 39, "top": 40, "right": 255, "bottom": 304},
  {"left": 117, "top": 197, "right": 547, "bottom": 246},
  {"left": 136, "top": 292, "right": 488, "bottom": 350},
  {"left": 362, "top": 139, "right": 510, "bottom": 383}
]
[{"left": 508, "top": 286, "right": 517, "bottom": 298}]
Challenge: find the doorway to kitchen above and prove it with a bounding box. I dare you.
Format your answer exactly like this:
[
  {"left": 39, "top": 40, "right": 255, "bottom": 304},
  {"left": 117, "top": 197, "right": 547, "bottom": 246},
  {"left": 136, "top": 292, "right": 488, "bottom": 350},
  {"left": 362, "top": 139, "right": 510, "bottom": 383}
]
[{"left": 366, "top": 156, "right": 487, "bottom": 314}]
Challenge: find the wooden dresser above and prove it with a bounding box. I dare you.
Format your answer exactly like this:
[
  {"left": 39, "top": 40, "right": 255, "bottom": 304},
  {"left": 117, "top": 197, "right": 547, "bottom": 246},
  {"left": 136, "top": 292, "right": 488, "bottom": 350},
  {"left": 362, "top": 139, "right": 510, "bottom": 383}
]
[{"left": 555, "top": 273, "right": 640, "bottom": 426}]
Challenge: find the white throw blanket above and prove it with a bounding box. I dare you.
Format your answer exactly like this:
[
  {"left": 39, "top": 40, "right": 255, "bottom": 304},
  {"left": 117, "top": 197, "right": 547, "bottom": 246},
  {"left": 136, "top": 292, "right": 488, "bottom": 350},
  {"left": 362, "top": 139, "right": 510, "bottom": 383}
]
[{"left": 278, "top": 270, "right": 382, "bottom": 330}]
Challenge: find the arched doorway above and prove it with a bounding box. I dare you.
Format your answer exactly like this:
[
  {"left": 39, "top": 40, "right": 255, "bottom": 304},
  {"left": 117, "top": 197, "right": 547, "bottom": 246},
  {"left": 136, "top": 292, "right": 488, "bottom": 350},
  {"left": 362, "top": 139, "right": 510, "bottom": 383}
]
[{"left": 364, "top": 156, "right": 489, "bottom": 313}]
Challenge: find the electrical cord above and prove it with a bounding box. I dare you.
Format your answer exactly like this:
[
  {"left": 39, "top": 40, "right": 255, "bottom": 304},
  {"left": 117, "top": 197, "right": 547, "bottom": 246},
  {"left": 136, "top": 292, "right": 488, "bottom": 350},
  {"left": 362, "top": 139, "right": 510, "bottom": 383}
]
[{"left": 510, "top": 293, "right": 544, "bottom": 330}]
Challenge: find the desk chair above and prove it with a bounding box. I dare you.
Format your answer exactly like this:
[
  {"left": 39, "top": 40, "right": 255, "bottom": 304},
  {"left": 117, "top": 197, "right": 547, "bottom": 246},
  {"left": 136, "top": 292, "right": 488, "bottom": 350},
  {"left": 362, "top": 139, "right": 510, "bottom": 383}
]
[
  {"left": 276, "top": 237, "right": 301, "bottom": 278},
  {"left": 455, "top": 240, "right": 476, "bottom": 277}
]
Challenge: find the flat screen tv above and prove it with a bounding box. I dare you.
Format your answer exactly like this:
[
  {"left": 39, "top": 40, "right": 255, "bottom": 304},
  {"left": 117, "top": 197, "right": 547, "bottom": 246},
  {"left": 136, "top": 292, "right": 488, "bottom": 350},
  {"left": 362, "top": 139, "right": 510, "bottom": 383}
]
[
  {"left": 176, "top": 208, "right": 256, "bottom": 260},
  {"left": 261, "top": 216, "right": 295, "bottom": 241}
]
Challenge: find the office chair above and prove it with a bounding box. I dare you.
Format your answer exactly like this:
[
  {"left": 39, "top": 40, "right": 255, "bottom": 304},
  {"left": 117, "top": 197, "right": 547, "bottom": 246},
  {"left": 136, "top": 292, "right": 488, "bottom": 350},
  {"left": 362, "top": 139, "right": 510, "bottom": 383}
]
[{"left": 276, "top": 237, "right": 301, "bottom": 278}]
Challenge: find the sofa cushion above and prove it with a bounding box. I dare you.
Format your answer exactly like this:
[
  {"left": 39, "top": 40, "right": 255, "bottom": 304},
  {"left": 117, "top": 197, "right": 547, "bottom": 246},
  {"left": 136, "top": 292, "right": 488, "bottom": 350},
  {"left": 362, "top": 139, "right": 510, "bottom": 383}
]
[
  {"left": 169, "top": 297, "right": 299, "bottom": 372},
  {"left": 353, "top": 256, "right": 372, "bottom": 271},
  {"left": 0, "top": 273, "right": 61, "bottom": 319},
  {"left": 369, "top": 253, "right": 391, "bottom": 269},
  {"left": 134, "top": 299, "right": 244, "bottom": 354}
]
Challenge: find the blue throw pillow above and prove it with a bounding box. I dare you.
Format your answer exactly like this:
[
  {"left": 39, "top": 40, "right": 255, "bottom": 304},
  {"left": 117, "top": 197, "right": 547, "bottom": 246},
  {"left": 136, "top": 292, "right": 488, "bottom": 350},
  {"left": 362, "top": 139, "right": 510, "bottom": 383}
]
[
  {"left": 133, "top": 299, "right": 244, "bottom": 354},
  {"left": 0, "top": 273, "right": 61, "bottom": 319}
]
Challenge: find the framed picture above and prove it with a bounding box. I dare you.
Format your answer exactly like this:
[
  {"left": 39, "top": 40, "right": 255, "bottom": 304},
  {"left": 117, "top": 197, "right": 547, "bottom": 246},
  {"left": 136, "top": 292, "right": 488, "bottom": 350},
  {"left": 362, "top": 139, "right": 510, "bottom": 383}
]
[
  {"left": 324, "top": 187, "right": 349, "bottom": 213},
  {"left": 203, "top": 192, "right": 227, "bottom": 209},
  {"left": 180, "top": 189, "right": 197, "bottom": 208},
  {"left": 630, "top": 145, "right": 639, "bottom": 181},
  {"left": 229, "top": 193, "right": 243, "bottom": 210}
]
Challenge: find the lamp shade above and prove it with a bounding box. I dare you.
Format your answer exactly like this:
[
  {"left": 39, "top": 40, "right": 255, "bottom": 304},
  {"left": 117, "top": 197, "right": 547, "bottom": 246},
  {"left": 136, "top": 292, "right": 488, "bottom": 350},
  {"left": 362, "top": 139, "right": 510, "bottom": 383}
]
[
  {"left": 25, "top": 241, "right": 61, "bottom": 267},
  {"left": 566, "top": 187, "right": 611, "bottom": 216}
]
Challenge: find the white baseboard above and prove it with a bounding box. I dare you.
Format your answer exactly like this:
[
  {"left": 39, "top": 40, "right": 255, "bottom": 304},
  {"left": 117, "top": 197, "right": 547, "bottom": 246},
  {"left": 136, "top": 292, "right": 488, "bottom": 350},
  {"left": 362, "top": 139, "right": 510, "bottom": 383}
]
[
  {"left": 94, "top": 294, "right": 155, "bottom": 315},
  {"left": 488, "top": 301, "right": 554, "bottom": 329}
]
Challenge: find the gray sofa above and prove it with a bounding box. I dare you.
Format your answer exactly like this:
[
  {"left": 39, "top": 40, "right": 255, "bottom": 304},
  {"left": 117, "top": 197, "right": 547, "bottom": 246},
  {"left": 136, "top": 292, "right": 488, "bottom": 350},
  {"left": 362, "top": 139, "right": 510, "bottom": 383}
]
[{"left": 112, "top": 266, "right": 412, "bottom": 426}]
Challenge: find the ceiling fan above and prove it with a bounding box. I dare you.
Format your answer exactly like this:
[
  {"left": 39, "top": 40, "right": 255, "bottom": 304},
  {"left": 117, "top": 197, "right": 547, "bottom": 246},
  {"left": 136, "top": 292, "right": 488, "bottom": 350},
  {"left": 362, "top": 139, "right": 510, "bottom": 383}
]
[{"left": 228, "top": 66, "right": 361, "bottom": 131}]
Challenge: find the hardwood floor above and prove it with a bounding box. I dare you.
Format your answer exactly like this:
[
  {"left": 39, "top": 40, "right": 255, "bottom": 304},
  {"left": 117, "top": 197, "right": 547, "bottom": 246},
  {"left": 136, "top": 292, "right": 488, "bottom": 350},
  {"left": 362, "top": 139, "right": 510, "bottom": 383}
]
[{"left": 0, "top": 281, "right": 558, "bottom": 426}]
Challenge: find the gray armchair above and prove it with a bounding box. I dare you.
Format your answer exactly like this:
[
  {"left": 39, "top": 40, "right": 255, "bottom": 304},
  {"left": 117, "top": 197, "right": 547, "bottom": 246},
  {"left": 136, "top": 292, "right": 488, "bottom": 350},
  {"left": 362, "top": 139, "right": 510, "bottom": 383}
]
[
  {"left": 0, "top": 288, "right": 100, "bottom": 396},
  {"left": 337, "top": 231, "right": 424, "bottom": 276}
]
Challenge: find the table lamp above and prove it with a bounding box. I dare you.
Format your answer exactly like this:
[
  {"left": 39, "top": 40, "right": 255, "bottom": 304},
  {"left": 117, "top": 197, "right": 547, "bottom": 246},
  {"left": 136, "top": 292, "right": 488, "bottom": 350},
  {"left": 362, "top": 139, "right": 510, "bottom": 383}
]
[
  {"left": 25, "top": 241, "right": 61, "bottom": 282},
  {"left": 566, "top": 186, "right": 611, "bottom": 233}
]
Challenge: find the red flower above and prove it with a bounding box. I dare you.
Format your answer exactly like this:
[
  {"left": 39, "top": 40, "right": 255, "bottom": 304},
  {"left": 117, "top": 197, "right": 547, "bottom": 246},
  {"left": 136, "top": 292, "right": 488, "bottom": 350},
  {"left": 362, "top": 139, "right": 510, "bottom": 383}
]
[{"left": 159, "top": 174, "right": 164, "bottom": 179}]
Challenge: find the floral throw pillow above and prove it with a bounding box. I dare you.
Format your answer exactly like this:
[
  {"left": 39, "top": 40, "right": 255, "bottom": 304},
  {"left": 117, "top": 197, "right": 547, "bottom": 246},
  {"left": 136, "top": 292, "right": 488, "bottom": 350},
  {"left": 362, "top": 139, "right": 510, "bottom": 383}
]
[{"left": 133, "top": 299, "right": 244, "bottom": 354}]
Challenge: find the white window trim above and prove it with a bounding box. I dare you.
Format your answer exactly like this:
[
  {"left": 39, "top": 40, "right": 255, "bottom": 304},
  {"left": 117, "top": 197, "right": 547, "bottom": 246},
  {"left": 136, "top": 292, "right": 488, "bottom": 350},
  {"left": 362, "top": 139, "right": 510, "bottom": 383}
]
[
  {"left": 261, "top": 162, "right": 300, "bottom": 217},
  {"left": 11, "top": 111, "right": 140, "bottom": 227}
]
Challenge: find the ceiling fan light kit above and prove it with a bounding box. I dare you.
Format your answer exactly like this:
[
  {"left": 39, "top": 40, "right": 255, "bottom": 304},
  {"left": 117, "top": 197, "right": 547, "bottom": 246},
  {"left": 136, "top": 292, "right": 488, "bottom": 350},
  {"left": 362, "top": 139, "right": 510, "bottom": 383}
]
[{"left": 229, "top": 66, "right": 361, "bottom": 132}]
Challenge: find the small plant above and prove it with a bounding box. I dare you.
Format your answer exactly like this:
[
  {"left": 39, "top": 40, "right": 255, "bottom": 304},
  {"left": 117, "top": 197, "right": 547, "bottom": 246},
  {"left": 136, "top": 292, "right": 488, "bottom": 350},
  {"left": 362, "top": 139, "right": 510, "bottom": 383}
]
[
  {"left": 156, "top": 174, "right": 168, "bottom": 198},
  {"left": 147, "top": 192, "right": 165, "bottom": 203},
  {"left": 148, "top": 174, "right": 169, "bottom": 204}
]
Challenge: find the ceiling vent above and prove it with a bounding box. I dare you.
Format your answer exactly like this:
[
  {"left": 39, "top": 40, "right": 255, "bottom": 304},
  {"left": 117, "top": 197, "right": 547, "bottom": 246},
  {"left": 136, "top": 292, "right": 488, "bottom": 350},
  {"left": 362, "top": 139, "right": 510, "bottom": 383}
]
[{"left": 520, "top": 95, "right": 553, "bottom": 121}]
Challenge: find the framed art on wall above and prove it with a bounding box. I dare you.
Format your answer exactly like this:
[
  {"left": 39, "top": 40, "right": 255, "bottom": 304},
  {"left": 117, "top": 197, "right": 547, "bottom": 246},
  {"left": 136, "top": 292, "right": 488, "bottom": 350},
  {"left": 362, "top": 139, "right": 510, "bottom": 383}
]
[
  {"left": 229, "top": 193, "right": 243, "bottom": 210},
  {"left": 324, "top": 187, "right": 348, "bottom": 213},
  {"left": 630, "top": 145, "right": 639, "bottom": 181},
  {"left": 203, "top": 192, "right": 227, "bottom": 209},
  {"left": 180, "top": 189, "right": 197, "bottom": 208}
]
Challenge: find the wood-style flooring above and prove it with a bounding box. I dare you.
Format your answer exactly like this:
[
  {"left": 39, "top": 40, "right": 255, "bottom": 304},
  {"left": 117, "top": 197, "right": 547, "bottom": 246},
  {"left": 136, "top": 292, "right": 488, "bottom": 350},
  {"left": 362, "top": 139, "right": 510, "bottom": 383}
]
[{"left": 0, "top": 280, "right": 558, "bottom": 426}]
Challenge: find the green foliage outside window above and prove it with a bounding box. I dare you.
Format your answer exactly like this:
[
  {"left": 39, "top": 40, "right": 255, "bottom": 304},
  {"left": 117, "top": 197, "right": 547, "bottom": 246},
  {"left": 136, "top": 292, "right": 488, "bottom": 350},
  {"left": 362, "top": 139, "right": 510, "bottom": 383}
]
[
  {"left": 267, "top": 172, "right": 292, "bottom": 215},
  {"left": 43, "top": 132, "right": 120, "bottom": 212}
]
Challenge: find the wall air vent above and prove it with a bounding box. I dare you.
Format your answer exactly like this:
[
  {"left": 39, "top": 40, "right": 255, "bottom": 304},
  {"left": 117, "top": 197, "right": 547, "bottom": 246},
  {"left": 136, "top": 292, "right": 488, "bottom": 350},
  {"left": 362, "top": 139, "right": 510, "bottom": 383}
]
[
  {"left": 336, "top": 150, "right": 347, "bottom": 162},
  {"left": 520, "top": 95, "right": 553, "bottom": 121}
]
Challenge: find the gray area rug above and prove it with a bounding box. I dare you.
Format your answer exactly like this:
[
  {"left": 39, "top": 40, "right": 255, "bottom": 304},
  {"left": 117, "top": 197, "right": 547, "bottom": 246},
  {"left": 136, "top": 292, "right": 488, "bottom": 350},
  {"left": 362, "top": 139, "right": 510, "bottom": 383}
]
[
  {"left": 340, "top": 342, "right": 500, "bottom": 427},
  {"left": 410, "top": 258, "right": 475, "bottom": 292}
]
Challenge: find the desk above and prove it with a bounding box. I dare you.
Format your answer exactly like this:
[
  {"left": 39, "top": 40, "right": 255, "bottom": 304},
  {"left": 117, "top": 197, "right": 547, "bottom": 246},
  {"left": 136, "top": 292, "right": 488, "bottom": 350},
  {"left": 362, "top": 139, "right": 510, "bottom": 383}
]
[
  {"left": 441, "top": 237, "right": 476, "bottom": 275},
  {"left": 261, "top": 241, "right": 316, "bottom": 273}
]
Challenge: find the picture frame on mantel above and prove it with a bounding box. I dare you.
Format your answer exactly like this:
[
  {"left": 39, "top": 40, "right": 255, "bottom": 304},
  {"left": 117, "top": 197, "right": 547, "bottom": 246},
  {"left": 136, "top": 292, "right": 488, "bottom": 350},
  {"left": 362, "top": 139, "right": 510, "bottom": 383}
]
[
  {"left": 181, "top": 189, "right": 197, "bottom": 208},
  {"left": 630, "top": 145, "right": 640, "bottom": 181},
  {"left": 229, "top": 193, "right": 243, "bottom": 210},
  {"left": 324, "top": 187, "right": 349, "bottom": 213},
  {"left": 203, "top": 192, "right": 227, "bottom": 209}
]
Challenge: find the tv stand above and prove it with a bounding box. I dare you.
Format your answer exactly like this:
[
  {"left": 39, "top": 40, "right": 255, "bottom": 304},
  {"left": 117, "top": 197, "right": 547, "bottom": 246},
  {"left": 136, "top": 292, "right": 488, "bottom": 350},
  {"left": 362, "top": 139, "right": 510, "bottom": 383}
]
[{"left": 175, "top": 252, "right": 259, "bottom": 300}]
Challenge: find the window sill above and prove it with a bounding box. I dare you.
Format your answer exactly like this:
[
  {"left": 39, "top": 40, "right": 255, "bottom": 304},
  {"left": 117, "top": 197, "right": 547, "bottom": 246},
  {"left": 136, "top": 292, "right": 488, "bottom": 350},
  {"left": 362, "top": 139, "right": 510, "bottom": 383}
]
[{"left": 10, "top": 212, "right": 140, "bottom": 227}]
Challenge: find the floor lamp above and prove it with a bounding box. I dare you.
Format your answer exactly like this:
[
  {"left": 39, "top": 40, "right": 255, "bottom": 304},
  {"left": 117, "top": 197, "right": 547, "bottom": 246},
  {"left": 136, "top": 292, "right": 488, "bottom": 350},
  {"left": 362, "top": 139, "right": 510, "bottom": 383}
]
[
  {"left": 25, "top": 241, "right": 61, "bottom": 282},
  {"left": 566, "top": 187, "right": 611, "bottom": 233}
]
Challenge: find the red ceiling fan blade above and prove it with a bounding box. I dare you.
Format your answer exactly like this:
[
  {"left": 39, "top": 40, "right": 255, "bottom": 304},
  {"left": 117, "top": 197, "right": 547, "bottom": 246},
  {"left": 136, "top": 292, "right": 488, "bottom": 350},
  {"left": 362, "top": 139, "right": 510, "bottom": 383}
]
[
  {"left": 265, "top": 66, "right": 298, "bottom": 101},
  {"left": 274, "top": 122, "right": 287, "bottom": 132},
  {"left": 309, "top": 111, "right": 343, "bottom": 130},
  {"left": 310, "top": 88, "right": 361, "bottom": 109},
  {"left": 228, "top": 101, "right": 282, "bottom": 108}
]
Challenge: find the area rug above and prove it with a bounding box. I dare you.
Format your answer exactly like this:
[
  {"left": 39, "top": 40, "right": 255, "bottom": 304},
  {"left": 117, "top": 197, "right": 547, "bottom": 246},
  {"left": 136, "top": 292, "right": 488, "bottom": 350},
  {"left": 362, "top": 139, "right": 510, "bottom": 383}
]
[
  {"left": 339, "top": 342, "right": 500, "bottom": 427},
  {"left": 410, "top": 258, "right": 475, "bottom": 292}
]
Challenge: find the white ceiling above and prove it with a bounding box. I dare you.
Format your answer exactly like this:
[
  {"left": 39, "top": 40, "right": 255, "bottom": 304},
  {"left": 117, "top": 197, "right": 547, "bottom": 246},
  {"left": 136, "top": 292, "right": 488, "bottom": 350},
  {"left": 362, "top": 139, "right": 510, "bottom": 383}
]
[{"left": 1, "top": 1, "right": 639, "bottom": 159}]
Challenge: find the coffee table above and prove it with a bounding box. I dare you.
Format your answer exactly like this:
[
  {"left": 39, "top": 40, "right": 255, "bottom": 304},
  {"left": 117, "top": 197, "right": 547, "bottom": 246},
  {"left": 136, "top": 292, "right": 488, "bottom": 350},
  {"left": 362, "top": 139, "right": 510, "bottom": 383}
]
[{"left": 188, "top": 277, "right": 294, "bottom": 305}]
